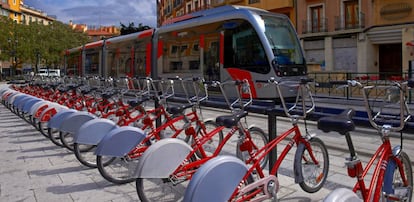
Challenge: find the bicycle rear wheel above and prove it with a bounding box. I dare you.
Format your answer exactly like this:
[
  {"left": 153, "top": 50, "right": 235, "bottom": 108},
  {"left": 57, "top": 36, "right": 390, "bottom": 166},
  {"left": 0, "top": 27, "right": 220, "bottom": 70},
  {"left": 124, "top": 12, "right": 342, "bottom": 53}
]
[
  {"left": 38, "top": 122, "right": 50, "bottom": 138},
  {"left": 60, "top": 132, "right": 75, "bottom": 151},
  {"left": 136, "top": 177, "right": 188, "bottom": 202},
  {"left": 295, "top": 137, "right": 329, "bottom": 193},
  {"left": 73, "top": 143, "right": 102, "bottom": 168},
  {"left": 96, "top": 154, "right": 137, "bottom": 184},
  {"left": 383, "top": 150, "right": 413, "bottom": 201},
  {"left": 48, "top": 128, "right": 63, "bottom": 147}
]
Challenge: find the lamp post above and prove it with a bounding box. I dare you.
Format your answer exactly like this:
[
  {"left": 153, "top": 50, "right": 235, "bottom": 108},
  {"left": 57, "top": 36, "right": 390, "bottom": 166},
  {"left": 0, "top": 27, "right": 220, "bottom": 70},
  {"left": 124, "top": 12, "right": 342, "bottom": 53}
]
[
  {"left": 8, "top": 38, "right": 18, "bottom": 77},
  {"left": 35, "top": 49, "right": 41, "bottom": 74}
]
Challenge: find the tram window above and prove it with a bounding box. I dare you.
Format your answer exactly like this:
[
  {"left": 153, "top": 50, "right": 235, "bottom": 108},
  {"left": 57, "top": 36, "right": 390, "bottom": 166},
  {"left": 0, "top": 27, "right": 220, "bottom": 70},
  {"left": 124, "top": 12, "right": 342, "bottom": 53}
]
[
  {"left": 189, "top": 60, "right": 199, "bottom": 70},
  {"left": 85, "top": 53, "right": 99, "bottom": 75},
  {"left": 224, "top": 22, "right": 270, "bottom": 74},
  {"left": 171, "top": 61, "right": 183, "bottom": 70},
  {"left": 262, "top": 17, "right": 304, "bottom": 65}
]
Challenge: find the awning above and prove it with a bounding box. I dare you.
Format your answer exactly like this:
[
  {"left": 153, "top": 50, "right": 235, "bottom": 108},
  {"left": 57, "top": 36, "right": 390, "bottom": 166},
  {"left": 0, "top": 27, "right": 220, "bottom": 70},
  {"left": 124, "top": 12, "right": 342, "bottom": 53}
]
[{"left": 407, "top": 40, "right": 414, "bottom": 46}]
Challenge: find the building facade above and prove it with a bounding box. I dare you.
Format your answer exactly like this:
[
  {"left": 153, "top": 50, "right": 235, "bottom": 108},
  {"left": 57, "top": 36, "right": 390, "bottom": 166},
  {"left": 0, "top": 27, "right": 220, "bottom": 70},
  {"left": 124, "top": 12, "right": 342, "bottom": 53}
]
[
  {"left": 0, "top": 0, "right": 56, "bottom": 78},
  {"left": 0, "top": 0, "right": 55, "bottom": 24},
  {"left": 157, "top": 0, "right": 295, "bottom": 27},
  {"left": 295, "top": 0, "right": 414, "bottom": 79}
]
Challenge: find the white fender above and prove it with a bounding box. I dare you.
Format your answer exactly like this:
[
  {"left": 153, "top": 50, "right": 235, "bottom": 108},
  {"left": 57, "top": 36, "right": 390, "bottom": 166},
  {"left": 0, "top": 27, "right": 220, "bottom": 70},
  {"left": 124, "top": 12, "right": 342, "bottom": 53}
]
[
  {"left": 1, "top": 89, "right": 16, "bottom": 103},
  {"left": 323, "top": 188, "right": 362, "bottom": 202},
  {"left": 22, "top": 98, "right": 43, "bottom": 113},
  {"left": 47, "top": 109, "right": 77, "bottom": 129},
  {"left": 133, "top": 138, "right": 192, "bottom": 178},
  {"left": 59, "top": 111, "right": 96, "bottom": 134},
  {"left": 16, "top": 95, "right": 36, "bottom": 111},
  {"left": 38, "top": 103, "right": 65, "bottom": 123},
  {"left": 95, "top": 126, "right": 146, "bottom": 157},
  {"left": 29, "top": 100, "right": 52, "bottom": 117},
  {"left": 183, "top": 155, "right": 248, "bottom": 202},
  {"left": 9, "top": 93, "right": 24, "bottom": 107},
  {"left": 74, "top": 118, "right": 118, "bottom": 145},
  {"left": 12, "top": 94, "right": 29, "bottom": 108}
]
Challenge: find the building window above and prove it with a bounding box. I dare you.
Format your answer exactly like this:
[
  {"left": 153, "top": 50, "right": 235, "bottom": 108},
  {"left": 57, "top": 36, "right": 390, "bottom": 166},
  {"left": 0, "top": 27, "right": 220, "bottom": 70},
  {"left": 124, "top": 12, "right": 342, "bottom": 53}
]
[
  {"left": 249, "top": 0, "right": 260, "bottom": 4},
  {"left": 344, "top": 0, "right": 358, "bottom": 29},
  {"left": 187, "top": 2, "right": 191, "bottom": 13},
  {"left": 311, "top": 5, "right": 323, "bottom": 32},
  {"left": 13, "top": 0, "right": 16, "bottom": 5}
]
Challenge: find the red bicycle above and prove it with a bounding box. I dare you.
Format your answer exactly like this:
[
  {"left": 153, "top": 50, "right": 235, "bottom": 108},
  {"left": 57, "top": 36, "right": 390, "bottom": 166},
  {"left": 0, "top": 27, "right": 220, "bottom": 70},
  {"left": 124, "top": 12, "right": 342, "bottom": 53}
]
[{"left": 321, "top": 80, "right": 413, "bottom": 202}]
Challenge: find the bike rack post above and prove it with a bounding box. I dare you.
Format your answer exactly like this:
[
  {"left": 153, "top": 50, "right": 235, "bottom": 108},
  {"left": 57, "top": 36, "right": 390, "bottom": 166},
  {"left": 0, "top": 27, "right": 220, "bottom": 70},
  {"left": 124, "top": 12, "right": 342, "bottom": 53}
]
[{"left": 267, "top": 109, "right": 278, "bottom": 176}]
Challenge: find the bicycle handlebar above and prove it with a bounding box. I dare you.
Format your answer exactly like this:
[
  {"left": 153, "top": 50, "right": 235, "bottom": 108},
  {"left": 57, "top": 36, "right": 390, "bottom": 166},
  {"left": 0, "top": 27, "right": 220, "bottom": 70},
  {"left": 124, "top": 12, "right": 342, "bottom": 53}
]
[
  {"left": 256, "top": 77, "right": 315, "bottom": 120},
  {"left": 330, "top": 80, "right": 412, "bottom": 132},
  {"left": 214, "top": 79, "right": 253, "bottom": 111}
]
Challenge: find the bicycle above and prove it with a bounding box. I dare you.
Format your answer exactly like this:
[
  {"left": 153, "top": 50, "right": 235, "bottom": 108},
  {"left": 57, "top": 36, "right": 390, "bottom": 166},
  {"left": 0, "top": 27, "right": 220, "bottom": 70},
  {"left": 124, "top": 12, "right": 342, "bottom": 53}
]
[
  {"left": 73, "top": 77, "right": 156, "bottom": 168},
  {"left": 181, "top": 78, "right": 330, "bottom": 202},
  {"left": 135, "top": 79, "right": 269, "bottom": 202},
  {"left": 95, "top": 77, "right": 221, "bottom": 184},
  {"left": 321, "top": 80, "right": 413, "bottom": 202}
]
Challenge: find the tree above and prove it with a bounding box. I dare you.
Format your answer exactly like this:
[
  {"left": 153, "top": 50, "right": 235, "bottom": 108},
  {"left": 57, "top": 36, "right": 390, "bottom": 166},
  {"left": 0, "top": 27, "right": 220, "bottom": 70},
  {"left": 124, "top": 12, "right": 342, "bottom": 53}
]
[
  {"left": 0, "top": 17, "right": 89, "bottom": 75},
  {"left": 120, "top": 22, "right": 152, "bottom": 35}
]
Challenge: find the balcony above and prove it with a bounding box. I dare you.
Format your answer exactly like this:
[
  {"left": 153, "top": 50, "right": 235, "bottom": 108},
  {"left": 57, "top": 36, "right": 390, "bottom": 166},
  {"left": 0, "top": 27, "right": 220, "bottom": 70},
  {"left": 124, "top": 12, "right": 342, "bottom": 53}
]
[
  {"left": 302, "top": 18, "right": 328, "bottom": 34},
  {"left": 335, "top": 12, "right": 365, "bottom": 31}
]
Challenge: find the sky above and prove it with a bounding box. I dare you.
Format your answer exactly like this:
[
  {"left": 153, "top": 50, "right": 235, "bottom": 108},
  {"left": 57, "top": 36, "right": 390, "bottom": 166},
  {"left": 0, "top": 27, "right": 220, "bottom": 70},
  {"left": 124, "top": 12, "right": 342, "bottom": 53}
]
[{"left": 24, "top": 0, "right": 157, "bottom": 28}]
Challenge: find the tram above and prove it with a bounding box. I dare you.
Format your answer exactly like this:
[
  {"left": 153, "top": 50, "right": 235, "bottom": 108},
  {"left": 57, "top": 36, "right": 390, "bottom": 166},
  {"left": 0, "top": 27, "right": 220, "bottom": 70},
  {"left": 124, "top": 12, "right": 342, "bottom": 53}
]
[{"left": 63, "top": 5, "right": 308, "bottom": 99}]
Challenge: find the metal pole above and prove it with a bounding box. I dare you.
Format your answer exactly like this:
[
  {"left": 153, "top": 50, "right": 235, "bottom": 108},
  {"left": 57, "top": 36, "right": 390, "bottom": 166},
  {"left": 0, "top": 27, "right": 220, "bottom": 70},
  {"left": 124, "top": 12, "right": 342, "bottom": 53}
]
[{"left": 268, "top": 110, "right": 277, "bottom": 176}]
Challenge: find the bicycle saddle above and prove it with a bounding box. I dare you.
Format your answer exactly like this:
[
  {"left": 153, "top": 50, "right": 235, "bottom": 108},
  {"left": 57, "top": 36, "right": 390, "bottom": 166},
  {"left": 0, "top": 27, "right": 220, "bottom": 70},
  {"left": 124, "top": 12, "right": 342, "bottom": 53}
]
[
  {"left": 128, "top": 96, "right": 151, "bottom": 108},
  {"left": 317, "top": 108, "right": 355, "bottom": 135},
  {"left": 166, "top": 103, "right": 194, "bottom": 115},
  {"left": 216, "top": 111, "right": 248, "bottom": 128}
]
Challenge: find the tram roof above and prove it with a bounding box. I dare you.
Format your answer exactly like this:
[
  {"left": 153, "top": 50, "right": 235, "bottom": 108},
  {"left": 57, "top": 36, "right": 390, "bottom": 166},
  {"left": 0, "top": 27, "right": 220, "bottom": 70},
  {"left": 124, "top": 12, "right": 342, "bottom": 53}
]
[
  {"left": 65, "top": 46, "right": 83, "bottom": 55},
  {"left": 158, "top": 5, "right": 279, "bottom": 32},
  {"left": 105, "top": 29, "right": 154, "bottom": 45}
]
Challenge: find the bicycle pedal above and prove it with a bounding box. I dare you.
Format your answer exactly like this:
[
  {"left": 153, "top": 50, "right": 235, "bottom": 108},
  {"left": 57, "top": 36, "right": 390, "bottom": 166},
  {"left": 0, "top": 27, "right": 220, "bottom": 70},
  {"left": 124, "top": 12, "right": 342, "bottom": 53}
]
[{"left": 383, "top": 188, "right": 411, "bottom": 201}]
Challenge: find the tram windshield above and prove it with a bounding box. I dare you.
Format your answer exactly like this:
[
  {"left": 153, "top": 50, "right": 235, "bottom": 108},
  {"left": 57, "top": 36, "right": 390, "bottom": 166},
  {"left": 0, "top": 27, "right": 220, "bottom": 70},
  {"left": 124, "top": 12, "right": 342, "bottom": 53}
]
[{"left": 262, "top": 16, "right": 305, "bottom": 66}]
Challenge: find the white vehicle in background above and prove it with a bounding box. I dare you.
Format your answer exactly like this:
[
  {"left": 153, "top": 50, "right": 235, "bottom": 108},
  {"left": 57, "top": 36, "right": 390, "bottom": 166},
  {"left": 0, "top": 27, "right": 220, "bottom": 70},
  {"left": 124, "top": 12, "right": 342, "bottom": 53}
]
[{"left": 37, "top": 68, "right": 61, "bottom": 77}]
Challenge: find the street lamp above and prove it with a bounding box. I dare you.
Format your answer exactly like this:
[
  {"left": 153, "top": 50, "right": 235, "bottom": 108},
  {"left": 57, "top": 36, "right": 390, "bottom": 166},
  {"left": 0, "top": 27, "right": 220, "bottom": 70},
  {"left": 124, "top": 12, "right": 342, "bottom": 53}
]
[
  {"left": 8, "top": 38, "right": 18, "bottom": 77},
  {"left": 35, "top": 49, "right": 41, "bottom": 74}
]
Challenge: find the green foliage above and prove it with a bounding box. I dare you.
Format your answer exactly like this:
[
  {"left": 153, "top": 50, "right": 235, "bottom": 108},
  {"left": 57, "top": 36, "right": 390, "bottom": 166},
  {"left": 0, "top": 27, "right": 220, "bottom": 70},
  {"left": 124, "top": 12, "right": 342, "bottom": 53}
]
[
  {"left": 0, "top": 18, "right": 89, "bottom": 70},
  {"left": 120, "top": 22, "right": 152, "bottom": 35}
]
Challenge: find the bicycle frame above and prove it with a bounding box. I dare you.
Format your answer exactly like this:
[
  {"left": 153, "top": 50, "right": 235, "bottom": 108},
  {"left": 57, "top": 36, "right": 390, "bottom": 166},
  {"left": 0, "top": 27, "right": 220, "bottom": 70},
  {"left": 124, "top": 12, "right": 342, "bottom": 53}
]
[
  {"left": 229, "top": 78, "right": 323, "bottom": 201},
  {"left": 158, "top": 79, "right": 256, "bottom": 182},
  {"left": 171, "top": 124, "right": 242, "bottom": 177},
  {"left": 123, "top": 77, "right": 212, "bottom": 160},
  {"left": 349, "top": 138, "right": 407, "bottom": 201}
]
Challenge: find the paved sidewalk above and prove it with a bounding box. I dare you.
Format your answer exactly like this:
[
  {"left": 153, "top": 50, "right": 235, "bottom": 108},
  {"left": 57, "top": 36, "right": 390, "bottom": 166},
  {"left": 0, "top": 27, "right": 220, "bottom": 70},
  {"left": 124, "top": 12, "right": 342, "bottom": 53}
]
[{"left": 0, "top": 105, "right": 138, "bottom": 202}]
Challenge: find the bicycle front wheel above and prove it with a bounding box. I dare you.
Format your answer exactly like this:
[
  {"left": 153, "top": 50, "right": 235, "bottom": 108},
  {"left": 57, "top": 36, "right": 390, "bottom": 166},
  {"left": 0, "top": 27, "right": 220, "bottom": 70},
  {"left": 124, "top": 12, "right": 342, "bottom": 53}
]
[
  {"left": 295, "top": 137, "right": 329, "bottom": 193},
  {"left": 383, "top": 150, "right": 413, "bottom": 201},
  {"left": 136, "top": 177, "right": 188, "bottom": 202},
  {"left": 236, "top": 127, "right": 268, "bottom": 170},
  {"left": 193, "top": 120, "right": 223, "bottom": 158}
]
